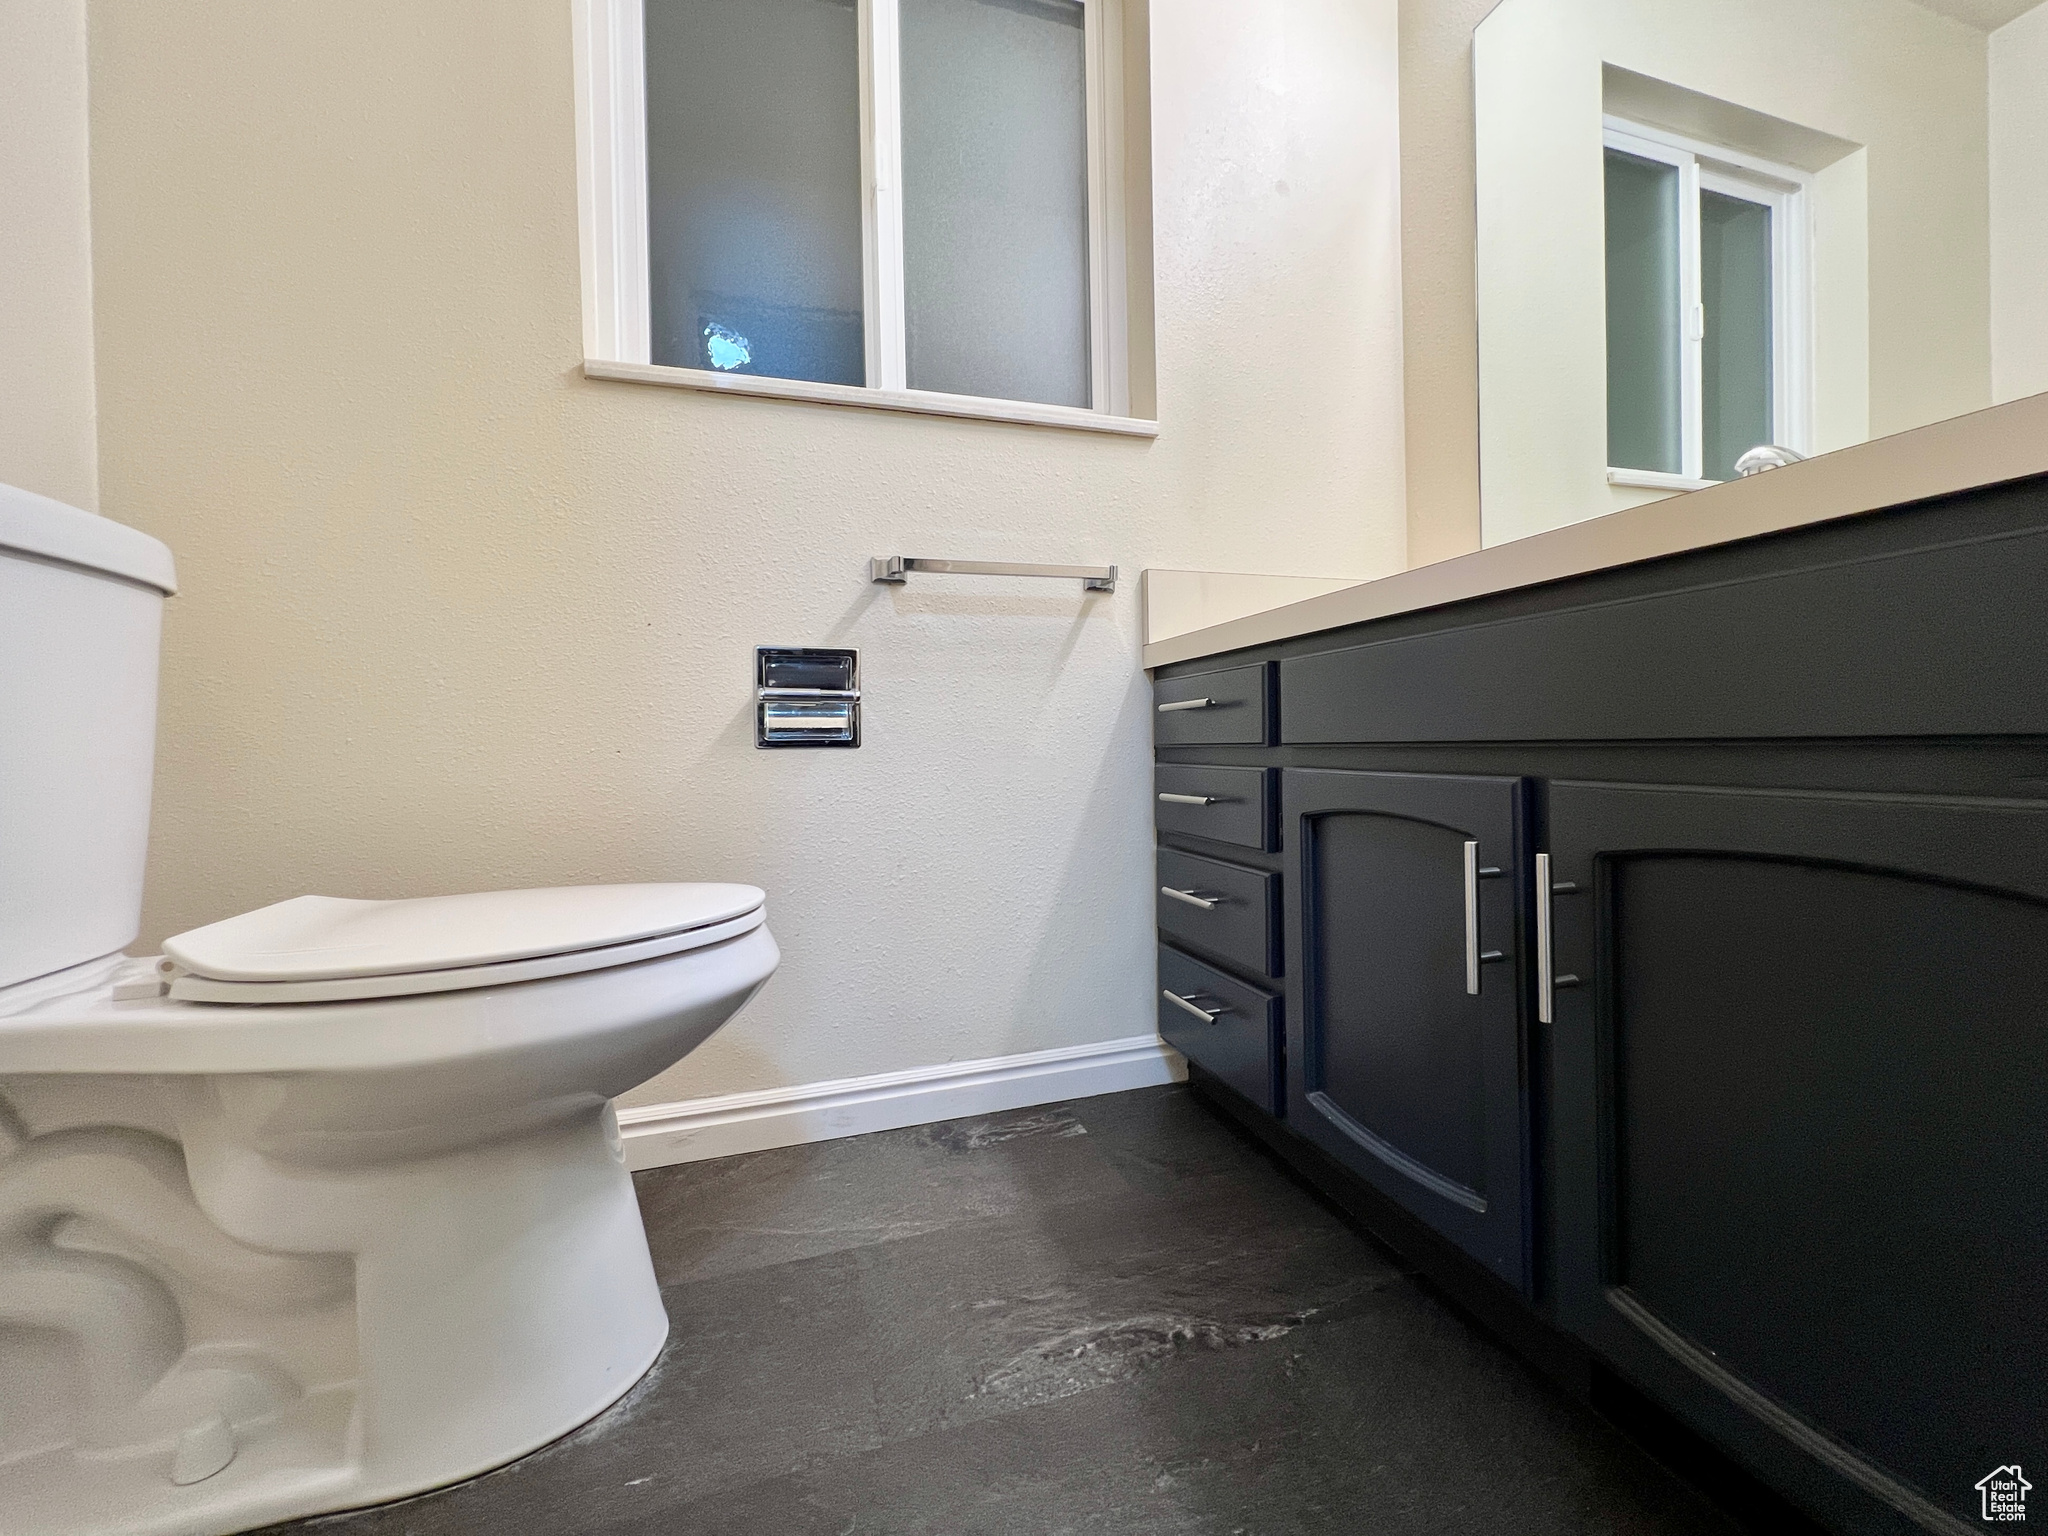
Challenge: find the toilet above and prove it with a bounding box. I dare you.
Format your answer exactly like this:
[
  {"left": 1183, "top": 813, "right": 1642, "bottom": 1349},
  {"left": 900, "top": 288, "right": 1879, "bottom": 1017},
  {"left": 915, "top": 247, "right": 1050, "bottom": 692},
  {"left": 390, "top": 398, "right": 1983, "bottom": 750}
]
[{"left": 0, "top": 484, "right": 779, "bottom": 1536}]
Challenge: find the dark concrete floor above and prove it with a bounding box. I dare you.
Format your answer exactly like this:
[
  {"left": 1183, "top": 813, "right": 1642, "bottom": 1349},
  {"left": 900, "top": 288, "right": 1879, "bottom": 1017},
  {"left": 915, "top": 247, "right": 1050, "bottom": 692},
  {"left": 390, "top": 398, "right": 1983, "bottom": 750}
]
[{"left": 264, "top": 1085, "right": 1750, "bottom": 1536}]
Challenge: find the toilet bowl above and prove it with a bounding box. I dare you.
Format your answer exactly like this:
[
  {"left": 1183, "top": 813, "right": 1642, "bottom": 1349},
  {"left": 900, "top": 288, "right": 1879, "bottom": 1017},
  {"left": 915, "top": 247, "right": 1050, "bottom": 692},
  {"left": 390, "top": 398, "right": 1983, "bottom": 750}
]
[
  {"left": 0, "top": 892, "right": 778, "bottom": 1536},
  {"left": 0, "top": 485, "right": 779, "bottom": 1534}
]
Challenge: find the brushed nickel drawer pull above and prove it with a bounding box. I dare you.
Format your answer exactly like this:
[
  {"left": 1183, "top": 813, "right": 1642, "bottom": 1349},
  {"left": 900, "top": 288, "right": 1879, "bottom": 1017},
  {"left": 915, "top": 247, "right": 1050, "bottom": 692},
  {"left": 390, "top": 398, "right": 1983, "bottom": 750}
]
[
  {"left": 1162, "top": 989, "right": 1229, "bottom": 1024},
  {"left": 1160, "top": 886, "right": 1221, "bottom": 910},
  {"left": 1157, "top": 792, "right": 1220, "bottom": 806},
  {"left": 1157, "top": 697, "right": 1219, "bottom": 713}
]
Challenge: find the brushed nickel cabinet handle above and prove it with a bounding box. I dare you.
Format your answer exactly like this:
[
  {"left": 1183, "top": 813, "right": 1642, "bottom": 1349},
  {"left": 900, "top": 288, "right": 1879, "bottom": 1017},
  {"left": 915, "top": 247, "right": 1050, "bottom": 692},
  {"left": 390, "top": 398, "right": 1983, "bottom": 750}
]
[
  {"left": 1157, "top": 697, "right": 1219, "bottom": 713},
  {"left": 1464, "top": 840, "right": 1481, "bottom": 995},
  {"left": 1464, "top": 845, "right": 1508, "bottom": 995},
  {"left": 1160, "top": 886, "right": 1220, "bottom": 910},
  {"left": 1162, "top": 989, "right": 1229, "bottom": 1024},
  {"left": 1157, "top": 792, "right": 1219, "bottom": 806},
  {"left": 1537, "top": 852, "right": 1555, "bottom": 1023}
]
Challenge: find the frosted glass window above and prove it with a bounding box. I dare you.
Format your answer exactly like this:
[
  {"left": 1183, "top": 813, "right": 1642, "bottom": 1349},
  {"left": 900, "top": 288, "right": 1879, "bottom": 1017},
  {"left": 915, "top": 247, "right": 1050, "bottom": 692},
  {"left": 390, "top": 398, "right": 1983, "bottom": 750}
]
[
  {"left": 1605, "top": 148, "right": 1684, "bottom": 475},
  {"left": 1701, "top": 190, "right": 1774, "bottom": 484},
  {"left": 900, "top": 0, "right": 1091, "bottom": 408},
  {"left": 644, "top": 0, "right": 865, "bottom": 386}
]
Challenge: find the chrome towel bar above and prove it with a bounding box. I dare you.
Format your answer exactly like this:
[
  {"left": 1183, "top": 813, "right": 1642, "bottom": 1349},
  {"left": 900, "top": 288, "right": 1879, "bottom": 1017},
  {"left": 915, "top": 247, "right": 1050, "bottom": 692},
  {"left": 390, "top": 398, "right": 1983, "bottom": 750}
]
[{"left": 869, "top": 556, "right": 1117, "bottom": 592}]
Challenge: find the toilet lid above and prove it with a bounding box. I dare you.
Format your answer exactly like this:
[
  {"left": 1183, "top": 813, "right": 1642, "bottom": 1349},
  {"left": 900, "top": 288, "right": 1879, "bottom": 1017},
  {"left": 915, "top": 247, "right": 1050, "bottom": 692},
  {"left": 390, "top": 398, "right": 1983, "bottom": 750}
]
[{"left": 162, "top": 883, "right": 766, "bottom": 1002}]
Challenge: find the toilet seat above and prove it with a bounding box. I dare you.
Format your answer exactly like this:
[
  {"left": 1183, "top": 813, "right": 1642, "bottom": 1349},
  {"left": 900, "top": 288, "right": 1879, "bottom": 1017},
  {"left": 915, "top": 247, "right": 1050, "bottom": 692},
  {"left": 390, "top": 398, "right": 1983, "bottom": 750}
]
[{"left": 161, "top": 882, "right": 766, "bottom": 1004}]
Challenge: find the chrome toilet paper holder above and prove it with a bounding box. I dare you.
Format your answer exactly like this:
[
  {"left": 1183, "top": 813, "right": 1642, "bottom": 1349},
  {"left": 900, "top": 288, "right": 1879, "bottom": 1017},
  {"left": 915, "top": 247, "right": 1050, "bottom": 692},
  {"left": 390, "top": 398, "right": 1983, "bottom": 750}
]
[{"left": 756, "top": 647, "right": 860, "bottom": 748}]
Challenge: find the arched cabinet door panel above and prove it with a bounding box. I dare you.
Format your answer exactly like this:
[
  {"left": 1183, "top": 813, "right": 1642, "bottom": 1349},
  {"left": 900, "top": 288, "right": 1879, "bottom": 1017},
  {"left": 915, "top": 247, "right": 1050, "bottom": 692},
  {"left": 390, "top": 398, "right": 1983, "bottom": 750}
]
[
  {"left": 1282, "top": 769, "right": 1531, "bottom": 1292},
  {"left": 1545, "top": 782, "right": 2048, "bottom": 1536}
]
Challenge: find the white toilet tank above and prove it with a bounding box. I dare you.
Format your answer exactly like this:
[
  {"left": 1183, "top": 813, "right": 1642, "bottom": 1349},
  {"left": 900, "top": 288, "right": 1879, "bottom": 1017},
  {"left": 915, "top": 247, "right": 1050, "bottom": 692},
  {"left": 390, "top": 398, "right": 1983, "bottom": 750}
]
[{"left": 0, "top": 483, "right": 177, "bottom": 988}]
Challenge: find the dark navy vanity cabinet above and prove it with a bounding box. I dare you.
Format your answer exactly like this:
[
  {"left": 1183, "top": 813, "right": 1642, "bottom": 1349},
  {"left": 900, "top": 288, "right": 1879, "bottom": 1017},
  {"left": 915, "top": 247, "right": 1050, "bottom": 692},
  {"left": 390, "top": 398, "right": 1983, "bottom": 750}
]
[{"left": 1152, "top": 474, "right": 2048, "bottom": 1536}]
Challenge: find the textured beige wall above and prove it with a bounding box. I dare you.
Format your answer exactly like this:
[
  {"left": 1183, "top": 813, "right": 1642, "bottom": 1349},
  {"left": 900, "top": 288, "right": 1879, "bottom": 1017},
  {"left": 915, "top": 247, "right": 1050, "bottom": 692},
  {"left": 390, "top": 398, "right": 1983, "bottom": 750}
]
[
  {"left": 1398, "top": 0, "right": 1498, "bottom": 568},
  {"left": 1992, "top": 2, "right": 2048, "bottom": 402},
  {"left": 0, "top": 0, "right": 99, "bottom": 511},
  {"left": 90, "top": 0, "right": 1408, "bottom": 1104}
]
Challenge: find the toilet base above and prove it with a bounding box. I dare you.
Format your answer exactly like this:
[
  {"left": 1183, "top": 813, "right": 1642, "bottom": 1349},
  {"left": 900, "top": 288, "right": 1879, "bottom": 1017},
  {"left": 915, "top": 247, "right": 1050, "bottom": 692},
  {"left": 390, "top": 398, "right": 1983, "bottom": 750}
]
[{"left": 0, "top": 1075, "right": 670, "bottom": 1536}]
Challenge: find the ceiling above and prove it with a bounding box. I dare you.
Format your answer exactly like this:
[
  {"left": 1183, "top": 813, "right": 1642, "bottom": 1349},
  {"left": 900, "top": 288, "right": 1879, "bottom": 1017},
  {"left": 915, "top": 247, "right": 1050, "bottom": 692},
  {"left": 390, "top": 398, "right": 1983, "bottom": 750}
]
[{"left": 1910, "top": 0, "right": 2044, "bottom": 29}]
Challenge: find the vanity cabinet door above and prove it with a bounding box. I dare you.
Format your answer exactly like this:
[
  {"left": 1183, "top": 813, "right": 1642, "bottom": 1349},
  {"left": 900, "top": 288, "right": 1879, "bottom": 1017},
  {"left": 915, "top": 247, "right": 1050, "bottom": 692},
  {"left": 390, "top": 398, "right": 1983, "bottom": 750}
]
[
  {"left": 1545, "top": 783, "right": 2048, "bottom": 1536},
  {"left": 1283, "top": 769, "right": 1530, "bottom": 1291}
]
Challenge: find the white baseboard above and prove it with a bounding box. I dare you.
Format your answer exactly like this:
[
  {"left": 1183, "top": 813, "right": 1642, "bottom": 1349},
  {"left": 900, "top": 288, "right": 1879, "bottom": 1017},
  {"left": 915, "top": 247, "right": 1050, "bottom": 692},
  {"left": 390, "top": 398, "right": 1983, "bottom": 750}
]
[{"left": 616, "top": 1034, "right": 1187, "bottom": 1171}]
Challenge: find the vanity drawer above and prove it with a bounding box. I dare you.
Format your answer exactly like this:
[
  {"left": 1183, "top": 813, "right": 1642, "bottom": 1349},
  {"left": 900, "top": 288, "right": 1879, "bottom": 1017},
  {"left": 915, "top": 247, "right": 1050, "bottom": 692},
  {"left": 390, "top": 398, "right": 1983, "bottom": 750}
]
[
  {"left": 1158, "top": 945, "right": 1282, "bottom": 1115},
  {"left": 1156, "top": 847, "right": 1280, "bottom": 979},
  {"left": 1153, "top": 663, "right": 1273, "bottom": 746},
  {"left": 1154, "top": 764, "right": 1274, "bottom": 851}
]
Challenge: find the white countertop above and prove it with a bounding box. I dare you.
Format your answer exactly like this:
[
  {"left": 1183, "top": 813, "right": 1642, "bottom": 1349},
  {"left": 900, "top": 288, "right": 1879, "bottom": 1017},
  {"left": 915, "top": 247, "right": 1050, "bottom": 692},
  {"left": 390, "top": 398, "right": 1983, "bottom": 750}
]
[{"left": 1143, "top": 394, "right": 2048, "bottom": 670}]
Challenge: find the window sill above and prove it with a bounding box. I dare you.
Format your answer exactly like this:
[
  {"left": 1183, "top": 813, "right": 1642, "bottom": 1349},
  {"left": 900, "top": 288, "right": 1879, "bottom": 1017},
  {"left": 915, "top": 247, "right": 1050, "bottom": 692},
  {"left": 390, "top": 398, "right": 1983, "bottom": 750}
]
[
  {"left": 583, "top": 358, "right": 1160, "bottom": 439},
  {"left": 1607, "top": 467, "right": 1721, "bottom": 492}
]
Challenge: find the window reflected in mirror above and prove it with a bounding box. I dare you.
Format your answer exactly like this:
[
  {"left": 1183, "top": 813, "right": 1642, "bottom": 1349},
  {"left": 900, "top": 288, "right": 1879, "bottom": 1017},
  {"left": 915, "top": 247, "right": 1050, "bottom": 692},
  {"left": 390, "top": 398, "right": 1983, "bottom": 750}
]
[{"left": 1475, "top": 0, "right": 2048, "bottom": 547}]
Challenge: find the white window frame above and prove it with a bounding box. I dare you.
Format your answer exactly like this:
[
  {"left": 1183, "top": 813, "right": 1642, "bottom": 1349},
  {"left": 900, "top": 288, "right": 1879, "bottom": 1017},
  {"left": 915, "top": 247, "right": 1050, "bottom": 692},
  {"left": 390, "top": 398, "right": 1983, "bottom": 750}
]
[
  {"left": 1602, "top": 116, "right": 1812, "bottom": 491},
  {"left": 572, "top": 0, "right": 1152, "bottom": 436}
]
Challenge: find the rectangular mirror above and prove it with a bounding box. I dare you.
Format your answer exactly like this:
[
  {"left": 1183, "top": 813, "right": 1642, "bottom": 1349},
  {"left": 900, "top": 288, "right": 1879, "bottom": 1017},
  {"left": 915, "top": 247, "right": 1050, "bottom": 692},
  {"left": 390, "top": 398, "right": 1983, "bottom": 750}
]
[{"left": 1474, "top": 0, "right": 2048, "bottom": 547}]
